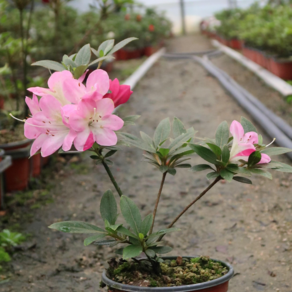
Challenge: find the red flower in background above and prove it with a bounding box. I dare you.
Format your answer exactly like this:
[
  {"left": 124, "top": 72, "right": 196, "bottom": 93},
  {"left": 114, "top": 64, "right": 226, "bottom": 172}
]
[
  {"left": 136, "top": 14, "right": 142, "bottom": 22},
  {"left": 42, "top": 0, "right": 50, "bottom": 3},
  {"left": 125, "top": 14, "right": 130, "bottom": 21},
  {"left": 149, "top": 24, "right": 155, "bottom": 32}
]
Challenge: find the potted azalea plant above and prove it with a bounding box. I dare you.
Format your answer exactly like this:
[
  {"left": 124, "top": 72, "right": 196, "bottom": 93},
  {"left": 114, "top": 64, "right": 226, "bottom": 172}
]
[{"left": 13, "top": 37, "right": 292, "bottom": 292}]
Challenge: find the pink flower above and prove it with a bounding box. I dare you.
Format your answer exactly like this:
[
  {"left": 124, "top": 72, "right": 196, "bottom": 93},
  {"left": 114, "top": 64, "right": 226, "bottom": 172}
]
[
  {"left": 24, "top": 95, "right": 76, "bottom": 157},
  {"left": 69, "top": 98, "right": 124, "bottom": 151},
  {"left": 62, "top": 69, "right": 110, "bottom": 104},
  {"left": 229, "top": 120, "right": 271, "bottom": 164},
  {"left": 28, "top": 71, "right": 73, "bottom": 106},
  {"left": 103, "top": 79, "right": 133, "bottom": 107},
  {"left": 25, "top": 94, "right": 40, "bottom": 115}
]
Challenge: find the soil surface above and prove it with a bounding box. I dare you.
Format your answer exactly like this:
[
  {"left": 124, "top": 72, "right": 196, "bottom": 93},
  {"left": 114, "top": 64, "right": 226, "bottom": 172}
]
[{"left": 1, "top": 34, "right": 292, "bottom": 292}]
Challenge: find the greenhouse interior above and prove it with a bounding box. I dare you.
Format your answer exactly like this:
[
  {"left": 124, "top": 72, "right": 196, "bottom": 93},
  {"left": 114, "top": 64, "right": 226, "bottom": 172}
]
[{"left": 0, "top": 0, "right": 292, "bottom": 291}]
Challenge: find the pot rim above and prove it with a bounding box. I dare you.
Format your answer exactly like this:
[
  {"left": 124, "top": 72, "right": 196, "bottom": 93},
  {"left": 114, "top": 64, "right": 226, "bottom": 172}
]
[
  {"left": 0, "top": 139, "right": 31, "bottom": 150},
  {"left": 102, "top": 256, "right": 234, "bottom": 292},
  {"left": 0, "top": 149, "right": 4, "bottom": 157}
]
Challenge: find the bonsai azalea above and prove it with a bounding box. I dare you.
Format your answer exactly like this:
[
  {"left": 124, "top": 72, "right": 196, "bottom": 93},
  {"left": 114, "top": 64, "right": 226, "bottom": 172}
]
[{"left": 14, "top": 38, "right": 292, "bottom": 291}]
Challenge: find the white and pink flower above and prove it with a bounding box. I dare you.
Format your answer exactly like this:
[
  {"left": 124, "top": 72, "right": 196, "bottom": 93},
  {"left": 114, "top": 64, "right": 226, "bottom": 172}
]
[{"left": 24, "top": 69, "right": 128, "bottom": 157}]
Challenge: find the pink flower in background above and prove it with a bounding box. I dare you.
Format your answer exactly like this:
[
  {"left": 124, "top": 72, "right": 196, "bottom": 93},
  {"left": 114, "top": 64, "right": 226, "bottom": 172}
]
[
  {"left": 229, "top": 120, "right": 271, "bottom": 164},
  {"left": 25, "top": 95, "right": 76, "bottom": 157},
  {"left": 69, "top": 98, "right": 124, "bottom": 151},
  {"left": 62, "top": 69, "right": 110, "bottom": 104},
  {"left": 104, "top": 79, "right": 133, "bottom": 107}
]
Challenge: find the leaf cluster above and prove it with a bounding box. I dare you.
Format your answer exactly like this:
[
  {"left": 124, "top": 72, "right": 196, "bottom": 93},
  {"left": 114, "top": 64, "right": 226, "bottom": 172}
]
[
  {"left": 191, "top": 117, "right": 292, "bottom": 184},
  {"left": 118, "top": 118, "right": 197, "bottom": 176},
  {"left": 31, "top": 38, "right": 137, "bottom": 79},
  {"left": 49, "top": 191, "right": 177, "bottom": 260}
]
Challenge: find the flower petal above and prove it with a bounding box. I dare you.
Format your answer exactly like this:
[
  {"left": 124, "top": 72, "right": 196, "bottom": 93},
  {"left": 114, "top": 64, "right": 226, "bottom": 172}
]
[
  {"left": 78, "top": 70, "right": 89, "bottom": 83},
  {"left": 25, "top": 95, "right": 40, "bottom": 115},
  {"left": 27, "top": 87, "right": 52, "bottom": 96},
  {"left": 83, "top": 132, "right": 94, "bottom": 151},
  {"left": 41, "top": 131, "right": 68, "bottom": 157},
  {"left": 93, "top": 127, "right": 117, "bottom": 146},
  {"left": 86, "top": 69, "right": 110, "bottom": 96},
  {"left": 95, "top": 98, "right": 114, "bottom": 117},
  {"left": 100, "top": 115, "right": 124, "bottom": 131},
  {"left": 258, "top": 153, "right": 271, "bottom": 164},
  {"left": 62, "top": 129, "right": 77, "bottom": 151},
  {"left": 63, "top": 78, "right": 86, "bottom": 104},
  {"left": 243, "top": 132, "right": 258, "bottom": 145},
  {"left": 74, "top": 128, "right": 91, "bottom": 151},
  {"left": 39, "top": 95, "right": 62, "bottom": 120},
  {"left": 30, "top": 134, "right": 47, "bottom": 156},
  {"left": 230, "top": 120, "right": 244, "bottom": 143},
  {"left": 24, "top": 118, "right": 41, "bottom": 139}
]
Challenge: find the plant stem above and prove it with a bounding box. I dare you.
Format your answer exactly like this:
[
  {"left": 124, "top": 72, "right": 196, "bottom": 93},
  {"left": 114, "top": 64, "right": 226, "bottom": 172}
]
[
  {"left": 167, "top": 176, "right": 221, "bottom": 229},
  {"left": 149, "top": 172, "right": 167, "bottom": 235},
  {"left": 101, "top": 160, "right": 123, "bottom": 197}
]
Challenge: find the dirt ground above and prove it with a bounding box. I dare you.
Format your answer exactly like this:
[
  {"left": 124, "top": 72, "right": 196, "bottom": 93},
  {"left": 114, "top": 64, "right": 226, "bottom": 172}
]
[{"left": 1, "top": 34, "right": 292, "bottom": 292}]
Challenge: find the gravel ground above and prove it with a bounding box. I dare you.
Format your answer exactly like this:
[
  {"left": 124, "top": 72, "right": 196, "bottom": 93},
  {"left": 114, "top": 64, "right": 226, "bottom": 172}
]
[{"left": 1, "top": 34, "right": 292, "bottom": 292}]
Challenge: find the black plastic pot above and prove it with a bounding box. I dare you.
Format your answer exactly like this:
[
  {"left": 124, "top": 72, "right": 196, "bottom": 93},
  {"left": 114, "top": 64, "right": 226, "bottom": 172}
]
[{"left": 102, "top": 257, "right": 234, "bottom": 292}]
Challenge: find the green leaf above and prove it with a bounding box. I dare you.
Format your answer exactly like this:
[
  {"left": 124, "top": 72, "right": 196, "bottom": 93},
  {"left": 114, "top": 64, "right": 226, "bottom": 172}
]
[
  {"left": 267, "top": 161, "right": 292, "bottom": 173},
  {"left": 190, "top": 144, "right": 218, "bottom": 165},
  {"left": 248, "top": 168, "right": 272, "bottom": 179},
  {"left": 62, "top": 55, "right": 76, "bottom": 68},
  {"left": 109, "top": 37, "right": 138, "bottom": 55},
  {"left": 159, "top": 165, "right": 169, "bottom": 173},
  {"left": 115, "top": 248, "right": 124, "bottom": 255},
  {"left": 75, "top": 44, "right": 91, "bottom": 66},
  {"left": 192, "top": 164, "right": 214, "bottom": 172},
  {"left": 118, "top": 132, "right": 155, "bottom": 153},
  {"left": 145, "top": 249, "right": 156, "bottom": 258},
  {"left": 215, "top": 121, "right": 230, "bottom": 147},
  {"left": 175, "top": 164, "right": 191, "bottom": 168},
  {"left": 151, "top": 246, "right": 173, "bottom": 254},
  {"left": 222, "top": 145, "right": 230, "bottom": 164},
  {"left": 73, "top": 65, "right": 87, "bottom": 79},
  {"left": 117, "top": 226, "right": 138, "bottom": 238},
  {"left": 84, "top": 234, "right": 106, "bottom": 246},
  {"left": 100, "top": 190, "right": 118, "bottom": 225},
  {"left": 220, "top": 169, "right": 234, "bottom": 181},
  {"left": 123, "top": 245, "right": 143, "bottom": 259},
  {"left": 90, "top": 155, "right": 100, "bottom": 160},
  {"left": 261, "top": 147, "right": 292, "bottom": 156},
  {"left": 233, "top": 176, "right": 252, "bottom": 184},
  {"left": 159, "top": 148, "right": 169, "bottom": 157},
  {"left": 241, "top": 117, "right": 257, "bottom": 133},
  {"left": 173, "top": 117, "right": 186, "bottom": 138},
  {"left": 226, "top": 164, "right": 239, "bottom": 172},
  {"left": 168, "top": 168, "right": 176, "bottom": 175},
  {"left": 105, "top": 150, "right": 117, "bottom": 158},
  {"left": 31, "top": 60, "right": 65, "bottom": 71},
  {"left": 248, "top": 151, "right": 261, "bottom": 167},
  {"left": 141, "top": 214, "right": 153, "bottom": 236},
  {"left": 140, "top": 132, "right": 154, "bottom": 147},
  {"left": 207, "top": 143, "right": 222, "bottom": 158},
  {"left": 120, "top": 196, "right": 142, "bottom": 235},
  {"left": 95, "top": 239, "right": 116, "bottom": 246},
  {"left": 88, "top": 55, "right": 114, "bottom": 67},
  {"left": 206, "top": 172, "right": 219, "bottom": 180},
  {"left": 97, "top": 39, "right": 115, "bottom": 56},
  {"left": 169, "top": 129, "right": 195, "bottom": 154},
  {"left": 146, "top": 228, "right": 179, "bottom": 245},
  {"left": 258, "top": 135, "right": 263, "bottom": 145},
  {"left": 49, "top": 221, "right": 105, "bottom": 234},
  {"left": 122, "top": 115, "right": 140, "bottom": 126},
  {"left": 153, "top": 118, "right": 171, "bottom": 148}
]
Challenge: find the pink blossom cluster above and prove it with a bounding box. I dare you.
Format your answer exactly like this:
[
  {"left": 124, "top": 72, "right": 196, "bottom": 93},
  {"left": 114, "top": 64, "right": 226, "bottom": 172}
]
[
  {"left": 25, "top": 69, "right": 133, "bottom": 157},
  {"left": 229, "top": 120, "right": 271, "bottom": 164}
]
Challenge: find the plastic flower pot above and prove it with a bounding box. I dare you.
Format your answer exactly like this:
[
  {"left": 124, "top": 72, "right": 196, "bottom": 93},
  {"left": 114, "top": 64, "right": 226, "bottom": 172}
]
[
  {"left": 42, "top": 156, "right": 50, "bottom": 167},
  {"left": 0, "top": 150, "right": 12, "bottom": 209},
  {"left": 270, "top": 58, "right": 292, "bottom": 80},
  {"left": 0, "top": 96, "right": 4, "bottom": 110},
  {"left": 0, "top": 140, "right": 31, "bottom": 192},
  {"left": 115, "top": 49, "right": 143, "bottom": 60},
  {"left": 144, "top": 46, "right": 158, "bottom": 57},
  {"left": 229, "top": 39, "right": 243, "bottom": 50},
  {"left": 32, "top": 153, "right": 41, "bottom": 178},
  {"left": 102, "top": 257, "right": 234, "bottom": 292}
]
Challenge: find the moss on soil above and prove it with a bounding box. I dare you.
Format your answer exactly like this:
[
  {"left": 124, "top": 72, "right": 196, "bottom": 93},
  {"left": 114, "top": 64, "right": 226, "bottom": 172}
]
[{"left": 107, "top": 256, "right": 228, "bottom": 288}]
